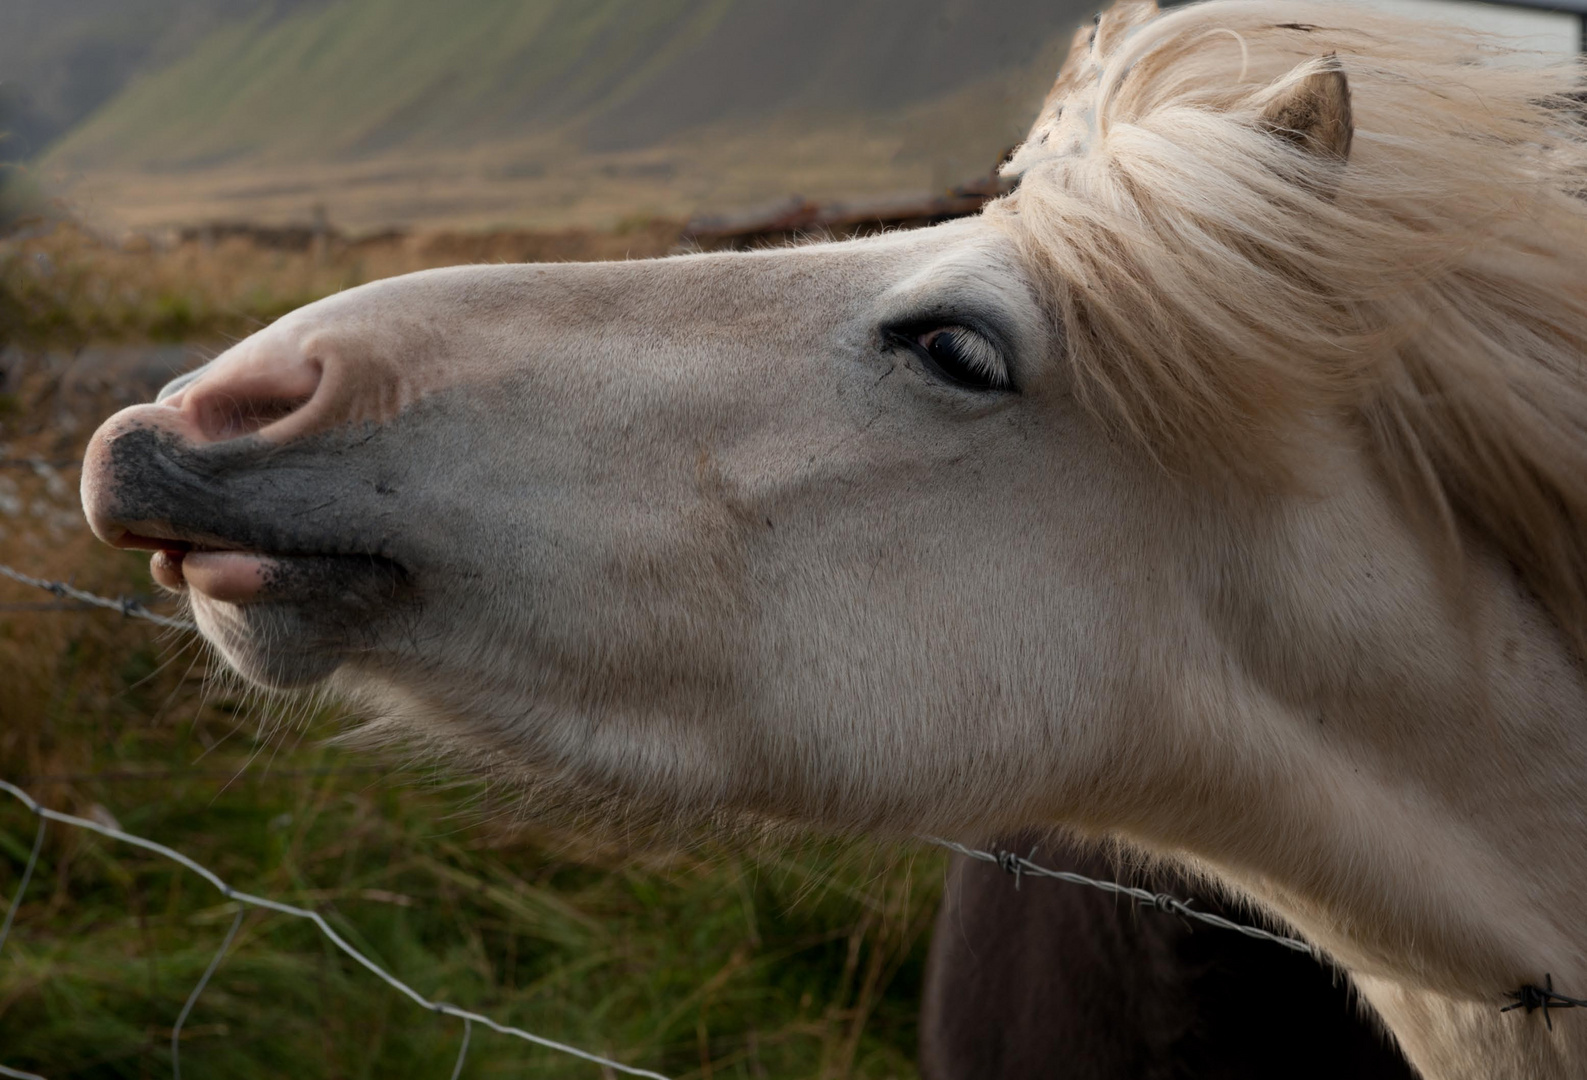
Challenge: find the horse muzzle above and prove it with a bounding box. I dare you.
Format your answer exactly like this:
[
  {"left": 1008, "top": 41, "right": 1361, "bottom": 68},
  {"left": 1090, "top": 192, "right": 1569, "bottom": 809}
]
[{"left": 80, "top": 342, "right": 431, "bottom": 687}]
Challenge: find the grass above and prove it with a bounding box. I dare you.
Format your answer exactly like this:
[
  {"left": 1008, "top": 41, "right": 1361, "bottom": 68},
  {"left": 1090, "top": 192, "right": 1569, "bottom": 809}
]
[{"left": 0, "top": 225, "right": 945, "bottom": 1079}]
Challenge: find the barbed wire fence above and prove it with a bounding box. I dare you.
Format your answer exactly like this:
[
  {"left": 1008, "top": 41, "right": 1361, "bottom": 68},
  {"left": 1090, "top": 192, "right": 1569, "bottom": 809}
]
[
  {"left": 0, "top": 777, "right": 670, "bottom": 1080},
  {"left": 0, "top": 459, "right": 83, "bottom": 471},
  {"left": 0, "top": 560, "right": 1324, "bottom": 1077},
  {"left": 0, "top": 563, "right": 195, "bottom": 631},
  {"left": 921, "top": 838, "right": 1316, "bottom": 956}
]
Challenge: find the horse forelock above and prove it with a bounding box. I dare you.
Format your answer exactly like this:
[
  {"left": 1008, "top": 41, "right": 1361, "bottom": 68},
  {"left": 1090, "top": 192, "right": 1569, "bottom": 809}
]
[{"left": 996, "top": 0, "right": 1587, "bottom": 657}]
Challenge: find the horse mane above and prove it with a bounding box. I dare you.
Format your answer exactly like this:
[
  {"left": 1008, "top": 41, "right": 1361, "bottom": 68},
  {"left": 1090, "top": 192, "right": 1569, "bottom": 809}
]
[{"left": 993, "top": 0, "right": 1587, "bottom": 655}]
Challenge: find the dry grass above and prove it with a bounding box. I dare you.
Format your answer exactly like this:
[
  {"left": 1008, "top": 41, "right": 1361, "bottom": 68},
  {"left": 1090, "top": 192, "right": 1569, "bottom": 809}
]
[{"left": 0, "top": 218, "right": 687, "bottom": 349}]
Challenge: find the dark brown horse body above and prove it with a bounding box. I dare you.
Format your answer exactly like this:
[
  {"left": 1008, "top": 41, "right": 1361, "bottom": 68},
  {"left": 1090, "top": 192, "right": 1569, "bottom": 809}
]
[{"left": 920, "top": 840, "right": 1417, "bottom": 1079}]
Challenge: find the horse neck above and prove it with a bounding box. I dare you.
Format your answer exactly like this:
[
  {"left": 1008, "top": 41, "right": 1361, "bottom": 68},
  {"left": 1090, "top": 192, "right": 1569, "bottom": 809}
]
[{"left": 1146, "top": 478, "right": 1587, "bottom": 1079}]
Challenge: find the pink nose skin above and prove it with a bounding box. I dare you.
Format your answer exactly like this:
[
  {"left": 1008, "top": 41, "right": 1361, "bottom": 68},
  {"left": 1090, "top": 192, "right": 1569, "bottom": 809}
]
[{"left": 82, "top": 342, "right": 327, "bottom": 604}]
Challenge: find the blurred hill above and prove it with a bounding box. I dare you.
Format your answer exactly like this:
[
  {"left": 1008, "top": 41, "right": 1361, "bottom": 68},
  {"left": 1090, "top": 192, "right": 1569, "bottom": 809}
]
[
  {"left": 14, "top": 0, "right": 1097, "bottom": 233},
  {"left": 0, "top": 0, "right": 309, "bottom": 162}
]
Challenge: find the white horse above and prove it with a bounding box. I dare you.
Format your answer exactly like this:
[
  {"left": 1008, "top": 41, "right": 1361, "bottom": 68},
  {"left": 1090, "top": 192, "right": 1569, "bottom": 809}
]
[{"left": 80, "top": 2, "right": 1587, "bottom": 1075}]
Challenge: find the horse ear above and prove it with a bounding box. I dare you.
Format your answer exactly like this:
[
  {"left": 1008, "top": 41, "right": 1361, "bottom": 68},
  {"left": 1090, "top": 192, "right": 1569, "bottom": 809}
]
[{"left": 1258, "top": 58, "right": 1353, "bottom": 161}]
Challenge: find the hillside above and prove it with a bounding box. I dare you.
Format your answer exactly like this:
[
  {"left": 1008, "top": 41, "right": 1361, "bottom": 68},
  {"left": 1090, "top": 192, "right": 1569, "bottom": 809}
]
[
  {"left": 0, "top": 0, "right": 307, "bottom": 162},
  {"left": 32, "top": 0, "right": 1098, "bottom": 232}
]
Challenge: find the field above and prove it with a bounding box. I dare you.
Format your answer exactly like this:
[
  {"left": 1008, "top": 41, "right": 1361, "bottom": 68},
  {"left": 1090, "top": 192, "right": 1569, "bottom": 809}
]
[{"left": 0, "top": 223, "right": 946, "bottom": 1079}]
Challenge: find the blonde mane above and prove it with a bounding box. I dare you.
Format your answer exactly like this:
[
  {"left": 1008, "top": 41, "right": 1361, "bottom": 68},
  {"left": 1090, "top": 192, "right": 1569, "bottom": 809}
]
[{"left": 995, "top": 0, "right": 1587, "bottom": 654}]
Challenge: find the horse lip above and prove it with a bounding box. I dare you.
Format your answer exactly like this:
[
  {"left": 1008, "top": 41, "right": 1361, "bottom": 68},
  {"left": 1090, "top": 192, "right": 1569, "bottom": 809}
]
[
  {"left": 109, "top": 520, "right": 288, "bottom": 559},
  {"left": 111, "top": 527, "right": 242, "bottom": 554},
  {"left": 159, "top": 545, "right": 412, "bottom": 605},
  {"left": 114, "top": 522, "right": 409, "bottom": 585}
]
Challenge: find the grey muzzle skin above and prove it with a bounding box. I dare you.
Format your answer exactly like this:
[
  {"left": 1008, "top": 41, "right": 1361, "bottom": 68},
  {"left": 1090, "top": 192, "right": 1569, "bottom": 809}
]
[{"left": 82, "top": 396, "right": 479, "bottom": 687}]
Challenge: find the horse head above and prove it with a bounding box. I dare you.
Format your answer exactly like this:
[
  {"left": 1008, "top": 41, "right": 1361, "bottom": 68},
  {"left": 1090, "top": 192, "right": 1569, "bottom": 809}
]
[{"left": 82, "top": 215, "right": 1118, "bottom": 833}]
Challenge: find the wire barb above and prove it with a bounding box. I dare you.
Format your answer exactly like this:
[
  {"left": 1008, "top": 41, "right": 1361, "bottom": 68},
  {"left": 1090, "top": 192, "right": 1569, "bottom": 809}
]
[
  {"left": 1502, "top": 974, "right": 1587, "bottom": 1031},
  {"left": 993, "top": 848, "right": 1024, "bottom": 888}
]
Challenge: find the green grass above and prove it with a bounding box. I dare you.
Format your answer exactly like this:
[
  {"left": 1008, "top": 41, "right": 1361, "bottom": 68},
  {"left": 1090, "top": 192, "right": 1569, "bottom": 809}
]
[{"left": 0, "top": 756, "right": 941, "bottom": 1078}]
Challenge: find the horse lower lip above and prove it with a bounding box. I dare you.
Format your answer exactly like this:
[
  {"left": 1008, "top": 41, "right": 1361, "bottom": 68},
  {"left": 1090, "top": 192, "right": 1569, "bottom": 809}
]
[
  {"left": 149, "top": 543, "right": 256, "bottom": 592},
  {"left": 183, "top": 550, "right": 274, "bottom": 603},
  {"left": 178, "top": 551, "right": 411, "bottom": 608}
]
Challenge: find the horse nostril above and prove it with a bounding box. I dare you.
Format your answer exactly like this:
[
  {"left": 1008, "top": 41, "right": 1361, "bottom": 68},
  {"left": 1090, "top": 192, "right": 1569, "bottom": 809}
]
[
  {"left": 189, "top": 356, "right": 323, "bottom": 443},
  {"left": 201, "top": 391, "right": 313, "bottom": 440}
]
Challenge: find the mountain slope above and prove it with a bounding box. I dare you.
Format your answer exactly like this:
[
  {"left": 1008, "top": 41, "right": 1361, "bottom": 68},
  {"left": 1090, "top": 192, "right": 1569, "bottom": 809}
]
[
  {"left": 35, "top": 0, "right": 1099, "bottom": 230},
  {"left": 0, "top": 0, "right": 306, "bottom": 162},
  {"left": 45, "top": 0, "right": 1094, "bottom": 171}
]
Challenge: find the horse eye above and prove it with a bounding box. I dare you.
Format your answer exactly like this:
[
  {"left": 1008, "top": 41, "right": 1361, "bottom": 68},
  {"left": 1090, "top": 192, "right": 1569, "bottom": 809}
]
[{"left": 910, "top": 326, "right": 1010, "bottom": 392}]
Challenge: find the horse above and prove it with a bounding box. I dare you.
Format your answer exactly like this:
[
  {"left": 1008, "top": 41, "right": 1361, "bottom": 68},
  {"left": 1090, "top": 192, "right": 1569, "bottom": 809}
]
[{"left": 79, "top": 2, "right": 1587, "bottom": 1076}]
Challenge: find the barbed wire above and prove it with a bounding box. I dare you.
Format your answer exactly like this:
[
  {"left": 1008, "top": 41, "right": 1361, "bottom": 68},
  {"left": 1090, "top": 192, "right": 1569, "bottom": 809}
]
[
  {"left": 0, "top": 562, "right": 195, "bottom": 631},
  {"left": 16, "top": 764, "right": 388, "bottom": 785},
  {"left": 0, "top": 1064, "right": 48, "bottom": 1080},
  {"left": 920, "top": 836, "right": 1320, "bottom": 956},
  {"left": 0, "top": 459, "right": 81, "bottom": 471},
  {"left": 0, "top": 601, "right": 112, "bottom": 613},
  {"left": 0, "top": 779, "right": 673, "bottom": 1080},
  {"left": 921, "top": 840, "right": 1587, "bottom": 1017}
]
